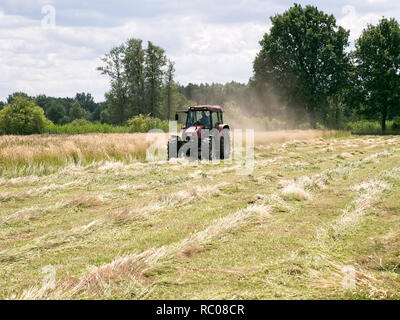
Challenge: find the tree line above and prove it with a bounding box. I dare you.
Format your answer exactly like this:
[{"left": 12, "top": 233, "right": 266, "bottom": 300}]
[{"left": 0, "top": 92, "right": 107, "bottom": 124}]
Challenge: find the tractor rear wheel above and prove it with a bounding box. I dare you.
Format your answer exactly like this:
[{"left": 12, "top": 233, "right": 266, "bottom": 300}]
[
  {"left": 208, "top": 138, "right": 217, "bottom": 161},
  {"left": 220, "top": 129, "right": 231, "bottom": 160}
]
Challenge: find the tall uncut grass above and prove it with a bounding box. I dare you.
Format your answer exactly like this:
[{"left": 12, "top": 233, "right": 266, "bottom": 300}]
[
  {"left": 0, "top": 130, "right": 346, "bottom": 177},
  {"left": 0, "top": 133, "right": 166, "bottom": 177}
]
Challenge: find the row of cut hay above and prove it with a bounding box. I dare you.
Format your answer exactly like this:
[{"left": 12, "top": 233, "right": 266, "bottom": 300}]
[
  {"left": 278, "top": 147, "right": 400, "bottom": 201},
  {"left": 302, "top": 166, "right": 400, "bottom": 299},
  {"left": 321, "top": 167, "right": 400, "bottom": 241},
  {"left": 109, "top": 183, "right": 227, "bottom": 224}
]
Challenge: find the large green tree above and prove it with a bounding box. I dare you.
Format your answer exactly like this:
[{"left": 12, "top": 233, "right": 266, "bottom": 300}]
[
  {"left": 354, "top": 18, "right": 400, "bottom": 133},
  {"left": 46, "top": 100, "right": 66, "bottom": 124},
  {"left": 0, "top": 97, "right": 49, "bottom": 135},
  {"left": 253, "top": 4, "right": 350, "bottom": 128}
]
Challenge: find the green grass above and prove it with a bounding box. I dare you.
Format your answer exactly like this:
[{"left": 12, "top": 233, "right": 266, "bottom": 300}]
[{"left": 1, "top": 134, "right": 400, "bottom": 299}]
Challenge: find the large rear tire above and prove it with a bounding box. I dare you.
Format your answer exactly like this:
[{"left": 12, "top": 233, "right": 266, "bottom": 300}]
[
  {"left": 220, "top": 129, "right": 231, "bottom": 160},
  {"left": 208, "top": 138, "right": 217, "bottom": 161}
]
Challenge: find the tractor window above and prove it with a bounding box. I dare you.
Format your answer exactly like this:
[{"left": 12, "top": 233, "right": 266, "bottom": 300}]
[
  {"left": 186, "top": 111, "right": 195, "bottom": 128},
  {"left": 211, "top": 112, "right": 221, "bottom": 128},
  {"left": 186, "top": 111, "right": 212, "bottom": 129}
]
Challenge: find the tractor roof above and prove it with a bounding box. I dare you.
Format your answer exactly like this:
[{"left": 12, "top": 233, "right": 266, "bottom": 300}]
[{"left": 189, "top": 105, "right": 222, "bottom": 111}]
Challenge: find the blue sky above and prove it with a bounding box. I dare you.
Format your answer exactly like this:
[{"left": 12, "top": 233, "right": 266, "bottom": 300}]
[{"left": 0, "top": 0, "right": 399, "bottom": 101}]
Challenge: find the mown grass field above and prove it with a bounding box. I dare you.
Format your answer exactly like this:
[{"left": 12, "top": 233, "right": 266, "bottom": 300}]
[{"left": 1, "top": 131, "right": 400, "bottom": 299}]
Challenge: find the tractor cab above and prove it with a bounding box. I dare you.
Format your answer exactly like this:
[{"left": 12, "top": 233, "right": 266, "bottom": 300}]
[{"left": 176, "top": 106, "right": 224, "bottom": 131}]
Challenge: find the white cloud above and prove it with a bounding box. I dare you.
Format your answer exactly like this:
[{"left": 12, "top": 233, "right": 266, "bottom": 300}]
[
  {"left": 366, "top": 0, "right": 387, "bottom": 3},
  {"left": 0, "top": 10, "right": 267, "bottom": 101},
  {"left": 338, "top": 6, "right": 382, "bottom": 44}
]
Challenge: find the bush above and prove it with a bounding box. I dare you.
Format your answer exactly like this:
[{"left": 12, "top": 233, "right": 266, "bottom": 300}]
[
  {"left": 346, "top": 120, "right": 382, "bottom": 134},
  {"left": 43, "top": 115, "right": 169, "bottom": 134},
  {"left": 347, "top": 120, "right": 399, "bottom": 134},
  {"left": 0, "top": 97, "right": 50, "bottom": 135},
  {"left": 69, "top": 119, "right": 92, "bottom": 126},
  {"left": 127, "top": 114, "right": 169, "bottom": 132},
  {"left": 44, "top": 122, "right": 129, "bottom": 134}
]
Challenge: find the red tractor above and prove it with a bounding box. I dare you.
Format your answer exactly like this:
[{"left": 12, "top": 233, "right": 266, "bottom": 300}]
[{"left": 168, "top": 105, "right": 231, "bottom": 160}]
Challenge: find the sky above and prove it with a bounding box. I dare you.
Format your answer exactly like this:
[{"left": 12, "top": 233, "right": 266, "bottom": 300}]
[{"left": 0, "top": 0, "right": 399, "bottom": 102}]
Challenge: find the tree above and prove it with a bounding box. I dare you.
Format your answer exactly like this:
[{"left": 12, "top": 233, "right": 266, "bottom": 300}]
[
  {"left": 165, "top": 60, "right": 175, "bottom": 119},
  {"left": 0, "top": 97, "right": 49, "bottom": 135},
  {"left": 46, "top": 100, "right": 66, "bottom": 124},
  {"left": 35, "top": 94, "right": 51, "bottom": 112},
  {"left": 92, "top": 102, "right": 107, "bottom": 122},
  {"left": 7, "top": 92, "right": 32, "bottom": 104},
  {"left": 98, "top": 44, "right": 128, "bottom": 124},
  {"left": 100, "top": 107, "right": 111, "bottom": 124},
  {"left": 253, "top": 4, "right": 350, "bottom": 128},
  {"left": 99, "top": 39, "right": 172, "bottom": 123},
  {"left": 69, "top": 101, "right": 86, "bottom": 120},
  {"left": 144, "top": 41, "right": 167, "bottom": 118},
  {"left": 354, "top": 18, "right": 400, "bottom": 133},
  {"left": 75, "top": 93, "right": 97, "bottom": 114},
  {"left": 124, "top": 39, "right": 145, "bottom": 116}
]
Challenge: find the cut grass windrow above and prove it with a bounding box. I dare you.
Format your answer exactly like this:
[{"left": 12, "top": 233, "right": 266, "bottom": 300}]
[{"left": 295, "top": 166, "right": 400, "bottom": 298}]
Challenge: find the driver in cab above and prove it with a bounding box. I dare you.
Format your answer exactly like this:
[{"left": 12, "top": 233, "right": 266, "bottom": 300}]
[{"left": 198, "top": 111, "right": 211, "bottom": 128}]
